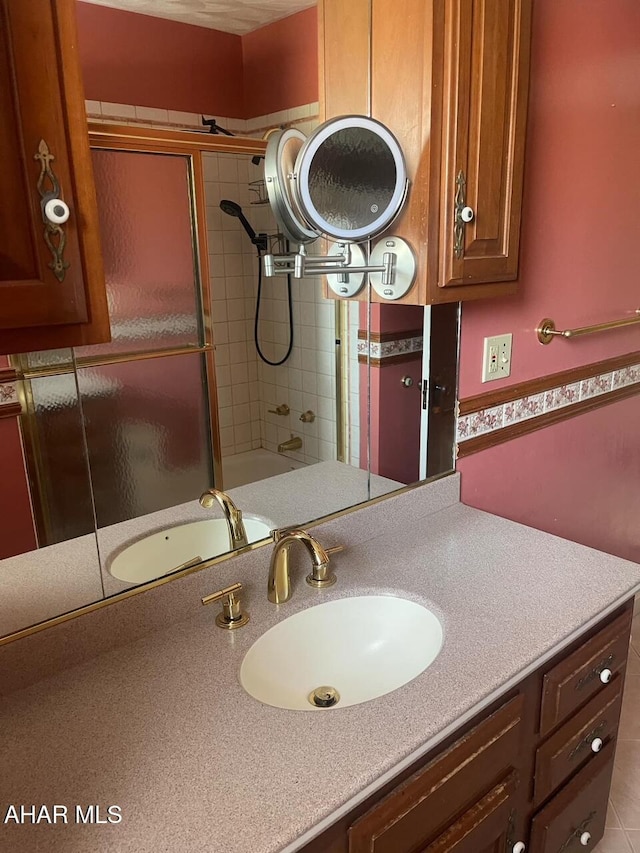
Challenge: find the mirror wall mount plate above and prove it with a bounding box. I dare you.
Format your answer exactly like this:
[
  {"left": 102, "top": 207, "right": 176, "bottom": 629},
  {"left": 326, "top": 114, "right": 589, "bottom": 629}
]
[
  {"left": 325, "top": 243, "right": 366, "bottom": 297},
  {"left": 369, "top": 237, "right": 418, "bottom": 300}
]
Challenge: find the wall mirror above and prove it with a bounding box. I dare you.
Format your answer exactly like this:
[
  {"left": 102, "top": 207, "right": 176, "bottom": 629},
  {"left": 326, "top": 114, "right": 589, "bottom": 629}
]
[{"left": 0, "top": 0, "right": 457, "bottom": 643}]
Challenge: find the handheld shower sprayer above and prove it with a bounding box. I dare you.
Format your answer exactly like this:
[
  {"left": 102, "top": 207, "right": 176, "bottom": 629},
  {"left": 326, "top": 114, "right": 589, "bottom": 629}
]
[
  {"left": 218, "top": 197, "right": 293, "bottom": 367},
  {"left": 219, "top": 200, "right": 267, "bottom": 252}
]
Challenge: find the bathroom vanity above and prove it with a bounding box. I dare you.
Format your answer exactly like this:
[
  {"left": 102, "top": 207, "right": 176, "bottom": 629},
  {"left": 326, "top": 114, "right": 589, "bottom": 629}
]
[
  {"left": 301, "top": 603, "right": 632, "bottom": 853},
  {"left": 1, "top": 475, "right": 638, "bottom": 853}
]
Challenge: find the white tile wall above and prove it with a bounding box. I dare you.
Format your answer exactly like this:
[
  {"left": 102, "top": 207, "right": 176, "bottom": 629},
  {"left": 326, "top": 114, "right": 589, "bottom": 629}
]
[
  {"left": 86, "top": 100, "right": 321, "bottom": 139},
  {"left": 202, "top": 144, "right": 341, "bottom": 467}
]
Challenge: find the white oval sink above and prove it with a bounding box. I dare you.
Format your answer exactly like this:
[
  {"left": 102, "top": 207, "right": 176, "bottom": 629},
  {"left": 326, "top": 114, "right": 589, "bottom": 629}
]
[
  {"left": 240, "top": 596, "right": 443, "bottom": 711},
  {"left": 109, "top": 517, "right": 272, "bottom": 584}
]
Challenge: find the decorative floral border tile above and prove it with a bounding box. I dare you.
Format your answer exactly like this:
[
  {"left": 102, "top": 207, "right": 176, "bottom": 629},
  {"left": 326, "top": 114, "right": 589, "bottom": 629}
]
[
  {"left": 0, "top": 382, "right": 18, "bottom": 408},
  {"left": 457, "top": 361, "right": 640, "bottom": 445},
  {"left": 358, "top": 335, "right": 423, "bottom": 361}
]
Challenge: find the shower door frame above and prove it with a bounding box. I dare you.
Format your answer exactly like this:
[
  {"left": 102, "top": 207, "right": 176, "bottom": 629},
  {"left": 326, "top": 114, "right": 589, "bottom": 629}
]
[{"left": 15, "top": 125, "right": 270, "bottom": 545}]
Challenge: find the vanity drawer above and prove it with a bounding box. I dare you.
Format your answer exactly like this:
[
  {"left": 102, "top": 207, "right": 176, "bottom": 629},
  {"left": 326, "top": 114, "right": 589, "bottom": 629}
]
[
  {"left": 348, "top": 694, "right": 524, "bottom": 853},
  {"left": 529, "top": 739, "right": 615, "bottom": 853},
  {"left": 534, "top": 678, "right": 623, "bottom": 805},
  {"left": 540, "top": 608, "right": 632, "bottom": 736}
]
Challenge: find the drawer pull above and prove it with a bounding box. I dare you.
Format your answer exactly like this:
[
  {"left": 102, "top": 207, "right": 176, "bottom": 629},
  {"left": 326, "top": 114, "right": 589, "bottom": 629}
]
[
  {"left": 557, "top": 810, "right": 596, "bottom": 853},
  {"left": 568, "top": 722, "right": 608, "bottom": 760},
  {"left": 576, "top": 655, "right": 615, "bottom": 691},
  {"left": 513, "top": 843, "right": 526, "bottom": 853}
]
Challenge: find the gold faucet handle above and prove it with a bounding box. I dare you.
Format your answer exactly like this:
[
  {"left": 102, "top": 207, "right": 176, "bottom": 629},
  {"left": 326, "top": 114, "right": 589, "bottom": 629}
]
[
  {"left": 307, "top": 543, "right": 344, "bottom": 588},
  {"left": 202, "top": 582, "right": 250, "bottom": 630},
  {"left": 325, "top": 545, "right": 344, "bottom": 557},
  {"left": 268, "top": 403, "right": 290, "bottom": 416}
]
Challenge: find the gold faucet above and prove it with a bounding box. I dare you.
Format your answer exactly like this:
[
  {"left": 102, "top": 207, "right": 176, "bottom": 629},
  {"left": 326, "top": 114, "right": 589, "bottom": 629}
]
[
  {"left": 199, "top": 489, "right": 249, "bottom": 549},
  {"left": 268, "top": 528, "right": 343, "bottom": 604},
  {"left": 277, "top": 434, "right": 302, "bottom": 453}
]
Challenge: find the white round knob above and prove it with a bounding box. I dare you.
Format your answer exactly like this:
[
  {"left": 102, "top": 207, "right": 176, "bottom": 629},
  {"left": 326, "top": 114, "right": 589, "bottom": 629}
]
[
  {"left": 513, "top": 842, "right": 526, "bottom": 853},
  {"left": 599, "top": 668, "right": 612, "bottom": 683},
  {"left": 460, "top": 206, "right": 474, "bottom": 223},
  {"left": 580, "top": 831, "right": 591, "bottom": 846},
  {"left": 591, "top": 737, "right": 603, "bottom": 753},
  {"left": 44, "top": 198, "right": 70, "bottom": 225}
]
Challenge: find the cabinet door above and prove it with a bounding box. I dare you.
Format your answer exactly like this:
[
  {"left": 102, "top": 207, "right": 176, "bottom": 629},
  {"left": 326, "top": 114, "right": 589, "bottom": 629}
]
[
  {"left": 424, "top": 772, "right": 519, "bottom": 853},
  {"left": 439, "top": 0, "right": 532, "bottom": 292},
  {"left": 0, "top": 0, "right": 109, "bottom": 354}
]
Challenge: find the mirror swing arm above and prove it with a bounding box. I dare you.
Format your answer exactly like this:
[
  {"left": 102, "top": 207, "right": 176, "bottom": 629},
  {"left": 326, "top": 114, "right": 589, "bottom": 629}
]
[{"left": 263, "top": 237, "right": 416, "bottom": 298}]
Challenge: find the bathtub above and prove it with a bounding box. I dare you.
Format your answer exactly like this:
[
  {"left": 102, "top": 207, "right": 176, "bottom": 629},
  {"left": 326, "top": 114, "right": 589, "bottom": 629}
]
[{"left": 222, "top": 448, "right": 306, "bottom": 489}]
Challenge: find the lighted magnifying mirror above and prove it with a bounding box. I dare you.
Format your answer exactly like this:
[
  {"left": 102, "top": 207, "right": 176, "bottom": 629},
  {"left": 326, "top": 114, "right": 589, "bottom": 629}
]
[
  {"left": 293, "top": 115, "right": 409, "bottom": 242},
  {"left": 265, "top": 128, "right": 321, "bottom": 245}
]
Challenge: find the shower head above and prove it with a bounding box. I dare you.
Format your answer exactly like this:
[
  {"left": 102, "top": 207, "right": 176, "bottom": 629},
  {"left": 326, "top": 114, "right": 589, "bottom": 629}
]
[
  {"left": 219, "top": 199, "right": 268, "bottom": 252},
  {"left": 220, "top": 199, "right": 256, "bottom": 239},
  {"left": 220, "top": 199, "right": 243, "bottom": 218}
]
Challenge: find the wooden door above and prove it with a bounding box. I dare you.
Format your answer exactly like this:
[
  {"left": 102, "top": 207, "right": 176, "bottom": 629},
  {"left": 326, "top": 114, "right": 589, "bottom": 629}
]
[
  {"left": 438, "top": 0, "right": 532, "bottom": 292},
  {"left": 0, "top": 0, "right": 109, "bottom": 354}
]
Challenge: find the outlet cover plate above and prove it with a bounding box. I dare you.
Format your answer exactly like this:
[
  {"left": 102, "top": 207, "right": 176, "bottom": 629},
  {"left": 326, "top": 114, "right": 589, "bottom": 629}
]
[{"left": 482, "top": 333, "right": 513, "bottom": 382}]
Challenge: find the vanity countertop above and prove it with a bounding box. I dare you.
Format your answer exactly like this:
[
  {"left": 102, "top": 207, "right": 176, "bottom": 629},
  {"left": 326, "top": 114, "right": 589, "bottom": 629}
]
[{"left": 1, "top": 496, "right": 639, "bottom": 852}]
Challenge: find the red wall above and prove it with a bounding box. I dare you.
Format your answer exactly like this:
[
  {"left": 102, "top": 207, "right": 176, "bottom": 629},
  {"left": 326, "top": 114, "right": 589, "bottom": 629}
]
[
  {"left": 458, "top": 1, "right": 640, "bottom": 562},
  {"left": 0, "top": 418, "right": 37, "bottom": 559},
  {"left": 76, "top": 3, "right": 244, "bottom": 117},
  {"left": 76, "top": 3, "right": 318, "bottom": 119},
  {"left": 0, "top": 354, "right": 36, "bottom": 558},
  {"left": 459, "top": 0, "right": 640, "bottom": 398},
  {"left": 366, "top": 305, "right": 424, "bottom": 484},
  {"left": 242, "top": 8, "right": 318, "bottom": 117}
]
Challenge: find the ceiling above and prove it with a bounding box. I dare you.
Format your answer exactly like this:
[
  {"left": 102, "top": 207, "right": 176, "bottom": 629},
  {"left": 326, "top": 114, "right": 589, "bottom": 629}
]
[{"left": 81, "top": 0, "right": 316, "bottom": 35}]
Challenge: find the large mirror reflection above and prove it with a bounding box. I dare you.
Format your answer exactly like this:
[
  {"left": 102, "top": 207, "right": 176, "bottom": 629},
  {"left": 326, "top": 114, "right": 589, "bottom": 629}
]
[{"left": 0, "top": 0, "right": 457, "bottom": 641}]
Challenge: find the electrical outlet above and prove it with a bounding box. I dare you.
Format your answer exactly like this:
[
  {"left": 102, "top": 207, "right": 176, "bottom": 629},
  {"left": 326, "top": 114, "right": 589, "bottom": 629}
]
[{"left": 482, "top": 334, "right": 513, "bottom": 382}]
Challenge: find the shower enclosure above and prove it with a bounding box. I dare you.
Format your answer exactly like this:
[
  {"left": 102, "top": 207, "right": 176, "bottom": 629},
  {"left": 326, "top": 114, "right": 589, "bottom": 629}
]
[{"left": 14, "top": 130, "right": 353, "bottom": 545}]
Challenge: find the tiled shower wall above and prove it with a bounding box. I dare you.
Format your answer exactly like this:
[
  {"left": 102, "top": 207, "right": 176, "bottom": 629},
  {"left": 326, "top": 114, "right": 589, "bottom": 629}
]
[
  {"left": 203, "top": 152, "right": 340, "bottom": 467},
  {"left": 204, "top": 152, "right": 264, "bottom": 458},
  {"left": 87, "top": 100, "right": 361, "bottom": 471}
]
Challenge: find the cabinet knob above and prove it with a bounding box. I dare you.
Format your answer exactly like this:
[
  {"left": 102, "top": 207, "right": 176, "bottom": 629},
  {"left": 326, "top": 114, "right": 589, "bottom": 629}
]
[
  {"left": 580, "top": 831, "right": 592, "bottom": 846},
  {"left": 44, "top": 197, "right": 70, "bottom": 225},
  {"left": 460, "top": 205, "right": 475, "bottom": 223},
  {"left": 401, "top": 376, "right": 414, "bottom": 387},
  {"left": 513, "top": 842, "right": 526, "bottom": 853},
  {"left": 600, "top": 668, "right": 612, "bottom": 683},
  {"left": 590, "top": 737, "right": 603, "bottom": 753}
]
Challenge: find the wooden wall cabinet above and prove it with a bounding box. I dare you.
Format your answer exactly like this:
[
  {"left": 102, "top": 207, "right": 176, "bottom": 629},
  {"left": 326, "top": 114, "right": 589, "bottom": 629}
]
[
  {"left": 0, "top": 0, "right": 109, "bottom": 355},
  {"left": 300, "top": 601, "right": 633, "bottom": 853},
  {"left": 319, "top": 0, "right": 533, "bottom": 305}
]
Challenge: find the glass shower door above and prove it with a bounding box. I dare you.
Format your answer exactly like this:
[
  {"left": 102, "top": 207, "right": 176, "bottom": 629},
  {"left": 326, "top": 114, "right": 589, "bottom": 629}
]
[{"left": 74, "top": 148, "right": 216, "bottom": 529}]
